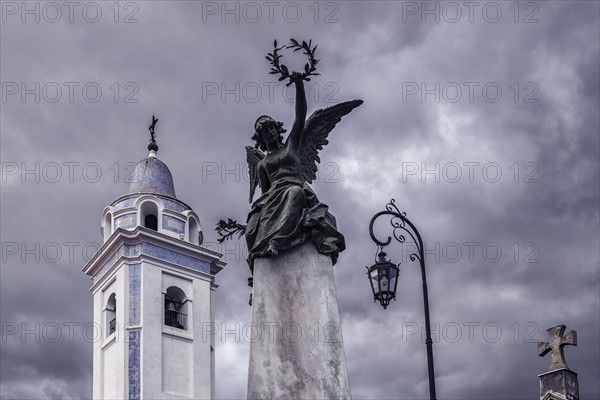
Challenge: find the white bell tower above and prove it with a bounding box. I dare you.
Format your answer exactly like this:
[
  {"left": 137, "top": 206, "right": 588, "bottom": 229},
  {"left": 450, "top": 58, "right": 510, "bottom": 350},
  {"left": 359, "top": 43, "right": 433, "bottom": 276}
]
[{"left": 83, "top": 132, "right": 225, "bottom": 400}]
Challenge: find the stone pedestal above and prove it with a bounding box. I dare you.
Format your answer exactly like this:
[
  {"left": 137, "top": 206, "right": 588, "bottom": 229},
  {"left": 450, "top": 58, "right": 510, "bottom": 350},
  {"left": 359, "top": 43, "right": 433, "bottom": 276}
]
[
  {"left": 538, "top": 368, "right": 579, "bottom": 400},
  {"left": 247, "top": 242, "right": 351, "bottom": 399}
]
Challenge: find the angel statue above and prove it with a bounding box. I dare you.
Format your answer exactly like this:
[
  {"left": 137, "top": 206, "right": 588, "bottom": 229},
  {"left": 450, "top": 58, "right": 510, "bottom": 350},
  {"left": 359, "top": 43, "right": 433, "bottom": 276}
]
[
  {"left": 216, "top": 39, "right": 362, "bottom": 273},
  {"left": 246, "top": 39, "right": 362, "bottom": 269}
]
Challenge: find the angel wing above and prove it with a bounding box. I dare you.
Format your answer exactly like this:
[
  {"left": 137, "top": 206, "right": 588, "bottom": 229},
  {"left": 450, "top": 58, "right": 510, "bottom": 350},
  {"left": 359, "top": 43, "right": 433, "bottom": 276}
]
[
  {"left": 299, "top": 99, "right": 363, "bottom": 183},
  {"left": 245, "top": 145, "right": 265, "bottom": 203}
]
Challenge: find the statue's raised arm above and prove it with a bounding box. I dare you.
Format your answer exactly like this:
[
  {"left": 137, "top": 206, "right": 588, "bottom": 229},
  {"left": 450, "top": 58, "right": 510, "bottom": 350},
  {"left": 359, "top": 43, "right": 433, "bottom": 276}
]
[
  {"left": 287, "top": 74, "right": 307, "bottom": 149},
  {"left": 267, "top": 39, "right": 316, "bottom": 148}
]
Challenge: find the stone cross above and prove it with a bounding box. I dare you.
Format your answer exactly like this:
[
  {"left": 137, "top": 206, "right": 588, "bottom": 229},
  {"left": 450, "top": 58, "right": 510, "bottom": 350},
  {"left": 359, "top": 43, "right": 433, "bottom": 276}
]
[{"left": 538, "top": 324, "right": 577, "bottom": 371}]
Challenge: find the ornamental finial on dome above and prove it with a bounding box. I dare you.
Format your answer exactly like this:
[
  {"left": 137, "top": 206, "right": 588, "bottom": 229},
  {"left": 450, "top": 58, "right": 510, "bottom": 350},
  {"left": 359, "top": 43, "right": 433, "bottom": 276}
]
[{"left": 148, "top": 114, "right": 159, "bottom": 152}]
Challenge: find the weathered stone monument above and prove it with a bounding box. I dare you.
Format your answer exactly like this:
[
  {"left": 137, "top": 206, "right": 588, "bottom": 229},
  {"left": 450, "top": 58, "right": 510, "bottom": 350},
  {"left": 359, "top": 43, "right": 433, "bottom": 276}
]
[
  {"left": 217, "top": 39, "right": 362, "bottom": 399},
  {"left": 247, "top": 242, "right": 351, "bottom": 399},
  {"left": 537, "top": 324, "right": 579, "bottom": 400}
]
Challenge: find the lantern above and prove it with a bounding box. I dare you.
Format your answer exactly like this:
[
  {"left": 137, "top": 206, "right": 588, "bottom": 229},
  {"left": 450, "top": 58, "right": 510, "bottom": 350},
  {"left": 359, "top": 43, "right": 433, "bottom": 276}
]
[{"left": 366, "top": 251, "right": 399, "bottom": 309}]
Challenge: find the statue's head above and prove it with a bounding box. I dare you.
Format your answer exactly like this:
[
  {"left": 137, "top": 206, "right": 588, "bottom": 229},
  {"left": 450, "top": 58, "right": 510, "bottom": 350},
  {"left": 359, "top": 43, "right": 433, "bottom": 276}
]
[{"left": 252, "top": 115, "right": 286, "bottom": 152}]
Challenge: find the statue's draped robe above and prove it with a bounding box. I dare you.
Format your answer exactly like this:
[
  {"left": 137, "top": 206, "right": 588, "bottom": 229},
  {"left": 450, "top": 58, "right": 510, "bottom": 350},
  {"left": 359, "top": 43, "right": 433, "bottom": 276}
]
[{"left": 245, "top": 142, "right": 345, "bottom": 271}]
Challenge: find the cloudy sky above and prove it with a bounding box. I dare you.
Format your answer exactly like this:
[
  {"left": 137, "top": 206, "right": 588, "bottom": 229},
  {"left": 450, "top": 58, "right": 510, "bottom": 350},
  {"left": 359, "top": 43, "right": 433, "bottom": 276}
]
[{"left": 1, "top": 1, "right": 599, "bottom": 399}]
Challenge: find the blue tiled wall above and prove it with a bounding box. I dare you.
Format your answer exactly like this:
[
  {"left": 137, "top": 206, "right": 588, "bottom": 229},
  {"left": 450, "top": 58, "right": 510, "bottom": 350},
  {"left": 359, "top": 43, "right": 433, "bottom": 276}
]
[
  {"left": 162, "top": 215, "right": 185, "bottom": 235},
  {"left": 112, "top": 198, "right": 136, "bottom": 211},
  {"left": 143, "top": 242, "right": 210, "bottom": 273},
  {"left": 128, "top": 264, "right": 141, "bottom": 399},
  {"left": 163, "top": 199, "right": 187, "bottom": 212},
  {"left": 128, "top": 329, "right": 141, "bottom": 400},
  {"left": 115, "top": 213, "right": 137, "bottom": 230}
]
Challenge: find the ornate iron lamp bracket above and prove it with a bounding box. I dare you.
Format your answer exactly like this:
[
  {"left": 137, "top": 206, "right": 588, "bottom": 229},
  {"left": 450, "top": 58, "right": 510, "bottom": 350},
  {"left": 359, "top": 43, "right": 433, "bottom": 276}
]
[{"left": 368, "top": 199, "right": 424, "bottom": 265}]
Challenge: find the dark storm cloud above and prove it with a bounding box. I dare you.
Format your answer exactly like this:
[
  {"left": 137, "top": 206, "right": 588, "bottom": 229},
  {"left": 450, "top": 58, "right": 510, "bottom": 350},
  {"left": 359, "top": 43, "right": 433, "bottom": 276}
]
[{"left": 1, "top": 1, "right": 598, "bottom": 399}]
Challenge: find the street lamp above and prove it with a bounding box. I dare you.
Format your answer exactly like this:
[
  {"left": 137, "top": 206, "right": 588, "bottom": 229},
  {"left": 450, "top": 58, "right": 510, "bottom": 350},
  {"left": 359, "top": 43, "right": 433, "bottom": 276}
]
[{"left": 366, "top": 198, "right": 437, "bottom": 400}]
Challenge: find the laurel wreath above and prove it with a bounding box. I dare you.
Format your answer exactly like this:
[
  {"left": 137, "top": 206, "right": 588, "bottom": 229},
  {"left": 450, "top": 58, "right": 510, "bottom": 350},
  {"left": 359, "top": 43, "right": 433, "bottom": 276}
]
[{"left": 266, "top": 38, "right": 320, "bottom": 86}]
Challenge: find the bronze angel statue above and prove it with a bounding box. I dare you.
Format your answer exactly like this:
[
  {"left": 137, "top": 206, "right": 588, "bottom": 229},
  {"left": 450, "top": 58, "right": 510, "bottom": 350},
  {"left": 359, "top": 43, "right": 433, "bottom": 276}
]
[
  {"left": 217, "top": 39, "right": 362, "bottom": 272},
  {"left": 246, "top": 39, "right": 362, "bottom": 269}
]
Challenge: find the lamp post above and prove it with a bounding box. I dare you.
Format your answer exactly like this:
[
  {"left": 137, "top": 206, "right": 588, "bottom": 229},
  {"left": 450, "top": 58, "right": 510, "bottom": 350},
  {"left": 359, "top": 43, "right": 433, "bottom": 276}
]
[{"left": 366, "top": 198, "right": 437, "bottom": 400}]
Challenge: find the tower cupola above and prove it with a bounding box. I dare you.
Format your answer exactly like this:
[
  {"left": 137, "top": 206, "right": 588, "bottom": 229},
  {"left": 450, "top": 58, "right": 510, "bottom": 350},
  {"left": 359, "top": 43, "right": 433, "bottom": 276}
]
[{"left": 100, "top": 117, "right": 202, "bottom": 245}]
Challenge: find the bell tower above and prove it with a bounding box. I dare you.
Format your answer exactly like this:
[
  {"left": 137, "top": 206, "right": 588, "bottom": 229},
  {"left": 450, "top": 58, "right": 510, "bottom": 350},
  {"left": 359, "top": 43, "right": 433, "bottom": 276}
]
[{"left": 83, "top": 120, "right": 225, "bottom": 399}]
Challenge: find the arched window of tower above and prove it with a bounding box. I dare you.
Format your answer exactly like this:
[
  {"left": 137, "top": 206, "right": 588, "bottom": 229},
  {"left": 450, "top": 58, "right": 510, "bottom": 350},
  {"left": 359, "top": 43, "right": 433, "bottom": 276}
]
[
  {"left": 188, "top": 217, "right": 200, "bottom": 245},
  {"left": 164, "top": 286, "right": 188, "bottom": 330},
  {"left": 105, "top": 293, "right": 116, "bottom": 337},
  {"left": 103, "top": 212, "right": 113, "bottom": 242},
  {"left": 139, "top": 200, "right": 160, "bottom": 231}
]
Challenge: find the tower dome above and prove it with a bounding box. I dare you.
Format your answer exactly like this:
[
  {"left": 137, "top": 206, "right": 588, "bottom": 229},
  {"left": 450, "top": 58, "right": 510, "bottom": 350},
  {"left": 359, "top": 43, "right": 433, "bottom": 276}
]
[{"left": 128, "top": 150, "right": 177, "bottom": 198}]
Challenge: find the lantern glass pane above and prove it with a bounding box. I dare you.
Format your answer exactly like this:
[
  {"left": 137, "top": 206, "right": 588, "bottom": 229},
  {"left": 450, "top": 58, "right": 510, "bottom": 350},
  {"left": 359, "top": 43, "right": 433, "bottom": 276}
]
[
  {"left": 369, "top": 268, "right": 380, "bottom": 295},
  {"left": 389, "top": 267, "right": 398, "bottom": 292}
]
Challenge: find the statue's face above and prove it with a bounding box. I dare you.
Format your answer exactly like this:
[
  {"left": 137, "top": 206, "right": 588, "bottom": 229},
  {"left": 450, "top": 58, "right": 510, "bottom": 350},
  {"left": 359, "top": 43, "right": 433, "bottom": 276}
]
[{"left": 256, "top": 118, "right": 279, "bottom": 147}]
